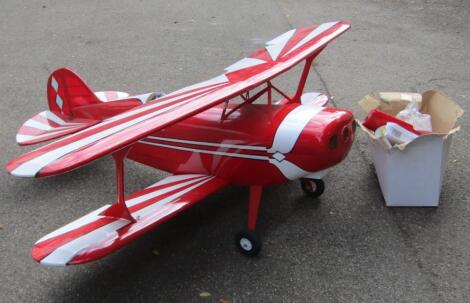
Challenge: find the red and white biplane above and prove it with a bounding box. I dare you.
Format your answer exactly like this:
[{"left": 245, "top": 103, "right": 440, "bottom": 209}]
[{"left": 7, "top": 21, "right": 355, "bottom": 266}]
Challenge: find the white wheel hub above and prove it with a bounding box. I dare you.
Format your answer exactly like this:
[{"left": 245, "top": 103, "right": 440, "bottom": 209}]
[
  {"left": 304, "top": 180, "right": 317, "bottom": 192},
  {"left": 309, "top": 181, "right": 317, "bottom": 192},
  {"left": 239, "top": 238, "right": 253, "bottom": 251}
]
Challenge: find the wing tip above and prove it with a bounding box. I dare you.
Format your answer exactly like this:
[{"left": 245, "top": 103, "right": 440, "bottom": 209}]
[
  {"left": 6, "top": 160, "right": 37, "bottom": 178},
  {"left": 16, "top": 133, "right": 33, "bottom": 146},
  {"left": 320, "top": 20, "right": 351, "bottom": 31},
  {"left": 32, "top": 248, "right": 68, "bottom": 267},
  {"left": 39, "top": 260, "right": 68, "bottom": 267},
  {"left": 336, "top": 20, "right": 351, "bottom": 31}
]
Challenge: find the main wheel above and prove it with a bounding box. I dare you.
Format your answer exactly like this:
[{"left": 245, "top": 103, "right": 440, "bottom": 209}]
[
  {"left": 300, "top": 178, "right": 325, "bottom": 198},
  {"left": 235, "top": 229, "right": 261, "bottom": 256}
]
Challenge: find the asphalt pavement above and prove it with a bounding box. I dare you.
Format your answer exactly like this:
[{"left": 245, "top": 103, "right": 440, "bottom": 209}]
[{"left": 1, "top": 0, "right": 469, "bottom": 302}]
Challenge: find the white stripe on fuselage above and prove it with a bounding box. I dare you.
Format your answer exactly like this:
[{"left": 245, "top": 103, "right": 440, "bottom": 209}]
[
  {"left": 140, "top": 104, "right": 325, "bottom": 180},
  {"left": 146, "top": 136, "right": 267, "bottom": 151},
  {"left": 268, "top": 104, "right": 324, "bottom": 154},
  {"left": 140, "top": 141, "right": 270, "bottom": 161}
]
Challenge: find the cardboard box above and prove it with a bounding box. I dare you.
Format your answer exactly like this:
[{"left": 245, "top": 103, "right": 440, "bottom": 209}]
[{"left": 357, "top": 90, "right": 464, "bottom": 207}]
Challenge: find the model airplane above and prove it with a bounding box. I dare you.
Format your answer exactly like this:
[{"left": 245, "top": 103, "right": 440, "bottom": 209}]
[{"left": 7, "top": 21, "right": 355, "bottom": 266}]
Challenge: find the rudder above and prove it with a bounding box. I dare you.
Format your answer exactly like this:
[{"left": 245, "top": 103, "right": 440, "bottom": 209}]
[{"left": 47, "top": 68, "right": 101, "bottom": 116}]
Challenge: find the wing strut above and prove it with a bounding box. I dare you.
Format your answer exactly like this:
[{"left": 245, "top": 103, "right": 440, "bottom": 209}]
[
  {"left": 294, "top": 56, "right": 314, "bottom": 102},
  {"left": 99, "top": 146, "right": 136, "bottom": 222},
  {"left": 220, "top": 86, "right": 269, "bottom": 121}
]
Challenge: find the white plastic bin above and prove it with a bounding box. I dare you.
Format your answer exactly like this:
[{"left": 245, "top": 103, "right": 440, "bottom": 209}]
[
  {"left": 370, "top": 134, "right": 452, "bottom": 206},
  {"left": 358, "top": 90, "right": 463, "bottom": 207}
]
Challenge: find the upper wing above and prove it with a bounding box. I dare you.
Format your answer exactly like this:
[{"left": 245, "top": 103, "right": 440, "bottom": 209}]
[{"left": 7, "top": 21, "right": 350, "bottom": 178}]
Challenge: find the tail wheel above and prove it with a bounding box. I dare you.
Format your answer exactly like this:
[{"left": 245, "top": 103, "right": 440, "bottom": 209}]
[
  {"left": 300, "top": 178, "right": 325, "bottom": 198},
  {"left": 235, "top": 229, "right": 261, "bottom": 256}
]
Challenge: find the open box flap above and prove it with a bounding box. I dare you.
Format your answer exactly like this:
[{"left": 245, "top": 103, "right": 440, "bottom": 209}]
[
  {"left": 420, "top": 90, "right": 464, "bottom": 134},
  {"left": 357, "top": 90, "right": 464, "bottom": 151},
  {"left": 358, "top": 92, "right": 422, "bottom": 116}
]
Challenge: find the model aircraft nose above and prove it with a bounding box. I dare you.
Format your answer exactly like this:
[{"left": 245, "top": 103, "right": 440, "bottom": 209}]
[
  {"left": 289, "top": 107, "right": 355, "bottom": 173},
  {"left": 325, "top": 110, "right": 355, "bottom": 152}
]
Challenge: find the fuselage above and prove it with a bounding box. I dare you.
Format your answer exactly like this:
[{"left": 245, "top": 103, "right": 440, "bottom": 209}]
[{"left": 128, "top": 102, "right": 354, "bottom": 185}]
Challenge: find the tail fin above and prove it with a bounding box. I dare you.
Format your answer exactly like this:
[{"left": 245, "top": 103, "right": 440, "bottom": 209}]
[
  {"left": 47, "top": 68, "right": 101, "bottom": 116},
  {"left": 16, "top": 68, "right": 161, "bottom": 145}
]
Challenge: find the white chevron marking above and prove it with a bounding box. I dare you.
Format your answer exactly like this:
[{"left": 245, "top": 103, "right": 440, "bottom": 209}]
[
  {"left": 225, "top": 57, "right": 266, "bottom": 73},
  {"left": 266, "top": 29, "right": 296, "bottom": 61}
]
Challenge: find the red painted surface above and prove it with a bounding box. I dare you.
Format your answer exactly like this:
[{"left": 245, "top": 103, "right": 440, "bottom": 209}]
[
  {"left": 129, "top": 103, "right": 354, "bottom": 185},
  {"left": 248, "top": 185, "right": 263, "bottom": 231},
  {"left": 8, "top": 22, "right": 356, "bottom": 265},
  {"left": 32, "top": 175, "right": 228, "bottom": 265},
  {"left": 7, "top": 21, "right": 351, "bottom": 178},
  {"left": 99, "top": 147, "right": 135, "bottom": 222}
]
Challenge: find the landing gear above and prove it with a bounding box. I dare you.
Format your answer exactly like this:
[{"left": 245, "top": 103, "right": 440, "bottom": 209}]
[
  {"left": 236, "top": 185, "right": 263, "bottom": 257},
  {"left": 300, "top": 178, "right": 325, "bottom": 198},
  {"left": 235, "top": 229, "right": 261, "bottom": 256}
]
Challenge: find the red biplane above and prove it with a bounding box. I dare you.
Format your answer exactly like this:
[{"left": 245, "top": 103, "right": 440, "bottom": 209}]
[{"left": 7, "top": 21, "right": 354, "bottom": 266}]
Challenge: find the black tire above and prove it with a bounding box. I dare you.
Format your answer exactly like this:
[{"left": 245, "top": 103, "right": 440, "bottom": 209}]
[
  {"left": 300, "top": 178, "right": 325, "bottom": 198},
  {"left": 235, "top": 229, "right": 261, "bottom": 256}
]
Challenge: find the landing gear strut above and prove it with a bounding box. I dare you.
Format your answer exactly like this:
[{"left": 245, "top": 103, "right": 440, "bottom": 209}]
[{"left": 235, "top": 185, "right": 262, "bottom": 256}]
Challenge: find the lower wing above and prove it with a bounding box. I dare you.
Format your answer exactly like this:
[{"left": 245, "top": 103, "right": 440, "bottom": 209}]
[{"left": 32, "top": 174, "right": 229, "bottom": 266}]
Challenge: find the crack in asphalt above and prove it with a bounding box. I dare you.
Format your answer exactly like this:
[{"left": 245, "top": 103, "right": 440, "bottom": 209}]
[
  {"left": 272, "top": 0, "right": 335, "bottom": 106},
  {"left": 272, "top": 1, "right": 442, "bottom": 297}
]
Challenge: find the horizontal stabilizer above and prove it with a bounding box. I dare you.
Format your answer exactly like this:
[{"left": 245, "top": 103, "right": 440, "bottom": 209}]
[
  {"left": 95, "top": 91, "right": 163, "bottom": 103},
  {"left": 16, "top": 111, "right": 99, "bottom": 146},
  {"left": 95, "top": 91, "right": 130, "bottom": 102},
  {"left": 32, "top": 174, "right": 228, "bottom": 266},
  {"left": 16, "top": 90, "right": 164, "bottom": 145}
]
